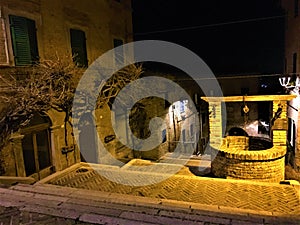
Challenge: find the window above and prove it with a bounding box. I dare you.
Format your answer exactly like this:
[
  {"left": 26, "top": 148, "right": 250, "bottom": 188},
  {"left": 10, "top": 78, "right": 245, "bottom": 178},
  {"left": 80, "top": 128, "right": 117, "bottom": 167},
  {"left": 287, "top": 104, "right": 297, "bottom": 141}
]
[
  {"left": 162, "top": 129, "right": 167, "bottom": 143},
  {"left": 182, "top": 129, "right": 186, "bottom": 142},
  {"left": 190, "top": 124, "right": 194, "bottom": 136},
  {"left": 293, "top": 53, "right": 297, "bottom": 74},
  {"left": 295, "top": 0, "right": 299, "bottom": 17},
  {"left": 194, "top": 93, "right": 198, "bottom": 104},
  {"left": 21, "top": 113, "right": 51, "bottom": 177},
  {"left": 70, "top": 29, "right": 88, "bottom": 67},
  {"left": 9, "top": 15, "right": 39, "bottom": 66},
  {"left": 113, "top": 38, "right": 124, "bottom": 65}
]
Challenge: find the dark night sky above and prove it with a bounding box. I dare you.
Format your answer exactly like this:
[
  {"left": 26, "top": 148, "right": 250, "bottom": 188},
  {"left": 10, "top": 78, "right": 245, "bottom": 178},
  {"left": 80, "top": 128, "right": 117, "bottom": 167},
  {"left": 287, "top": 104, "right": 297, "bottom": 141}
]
[{"left": 131, "top": 0, "right": 285, "bottom": 76}]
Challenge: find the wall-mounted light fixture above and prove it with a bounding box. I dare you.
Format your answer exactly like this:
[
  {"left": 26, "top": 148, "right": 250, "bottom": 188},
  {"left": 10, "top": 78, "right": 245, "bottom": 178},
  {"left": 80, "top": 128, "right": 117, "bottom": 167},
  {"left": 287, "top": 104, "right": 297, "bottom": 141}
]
[{"left": 279, "top": 76, "right": 300, "bottom": 91}]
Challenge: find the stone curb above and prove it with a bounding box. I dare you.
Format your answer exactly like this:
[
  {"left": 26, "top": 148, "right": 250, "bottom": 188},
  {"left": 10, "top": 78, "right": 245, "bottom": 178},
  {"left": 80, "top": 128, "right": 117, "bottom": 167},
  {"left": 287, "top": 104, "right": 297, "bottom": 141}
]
[{"left": 1, "top": 183, "right": 299, "bottom": 225}]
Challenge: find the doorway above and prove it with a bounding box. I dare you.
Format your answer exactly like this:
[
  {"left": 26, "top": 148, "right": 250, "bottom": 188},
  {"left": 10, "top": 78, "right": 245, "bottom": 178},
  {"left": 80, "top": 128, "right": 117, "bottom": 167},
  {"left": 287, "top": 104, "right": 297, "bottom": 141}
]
[
  {"left": 78, "top": 113, "right": 98, "bottom": 163},
  {"left": 21, "top": 113, "right": 52, "bottom": 180}
]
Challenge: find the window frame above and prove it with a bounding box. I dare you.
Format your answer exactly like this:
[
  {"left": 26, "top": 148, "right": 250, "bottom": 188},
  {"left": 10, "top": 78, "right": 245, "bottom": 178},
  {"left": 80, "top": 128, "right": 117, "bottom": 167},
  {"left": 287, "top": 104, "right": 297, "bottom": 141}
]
[
  {"left": 8, "top": 14, "right": 39, "bottom": 66},
  {"left": 70, "top": 28, "right": 88, "bottom": 67}
]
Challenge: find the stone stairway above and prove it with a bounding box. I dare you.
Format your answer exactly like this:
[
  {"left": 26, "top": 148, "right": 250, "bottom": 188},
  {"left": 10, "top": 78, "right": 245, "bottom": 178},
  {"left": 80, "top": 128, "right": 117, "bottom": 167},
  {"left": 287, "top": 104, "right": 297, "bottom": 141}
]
[
  {"left": 0, "top": 183, "right": 299, "bottom": 225},
  {"left": 159, "top": 153, "right": 212, "bottom": 175}
]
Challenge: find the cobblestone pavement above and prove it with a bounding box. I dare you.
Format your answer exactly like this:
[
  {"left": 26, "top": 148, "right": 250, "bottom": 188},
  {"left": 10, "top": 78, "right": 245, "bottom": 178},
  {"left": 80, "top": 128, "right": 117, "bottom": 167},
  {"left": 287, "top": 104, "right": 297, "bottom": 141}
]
[{"left": 42, "top": 160, "right": 300, "bottom": 217}]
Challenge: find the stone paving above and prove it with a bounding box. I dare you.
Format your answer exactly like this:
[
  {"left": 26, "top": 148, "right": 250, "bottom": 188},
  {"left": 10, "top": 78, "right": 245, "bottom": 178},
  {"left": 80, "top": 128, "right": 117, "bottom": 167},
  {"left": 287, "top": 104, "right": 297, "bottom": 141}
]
[
  {"left": 0, "top": 183, "right": 299, "bottom": 225},
  {"left": 0, "top": 156, "right": 299, "bottom": 224},
  {"left": 41, "top": 159, "right": 300, "bottom": 216}
]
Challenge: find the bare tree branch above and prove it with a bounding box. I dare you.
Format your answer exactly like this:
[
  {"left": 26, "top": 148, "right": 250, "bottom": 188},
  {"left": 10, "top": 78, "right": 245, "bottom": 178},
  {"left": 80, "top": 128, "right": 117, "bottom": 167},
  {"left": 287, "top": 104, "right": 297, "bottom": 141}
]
[{"left": 0, "top": 57, "right": 144, "bottom": 150}]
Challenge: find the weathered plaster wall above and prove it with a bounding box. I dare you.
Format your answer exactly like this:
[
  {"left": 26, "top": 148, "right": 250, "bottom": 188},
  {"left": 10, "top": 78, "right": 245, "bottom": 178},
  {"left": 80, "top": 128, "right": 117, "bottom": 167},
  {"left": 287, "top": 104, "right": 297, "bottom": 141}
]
[
  {"left": 282, "top": 0, "right": 300, "bottom": 74},
  {"left": 281, "top": 0, "right": 300, "bottom": 170},
  {"left": 0, "top": 0, "right": 133, "bottom": 66},
  {"left": 0, "top": 0, "right": 134, "bottom": 178}
]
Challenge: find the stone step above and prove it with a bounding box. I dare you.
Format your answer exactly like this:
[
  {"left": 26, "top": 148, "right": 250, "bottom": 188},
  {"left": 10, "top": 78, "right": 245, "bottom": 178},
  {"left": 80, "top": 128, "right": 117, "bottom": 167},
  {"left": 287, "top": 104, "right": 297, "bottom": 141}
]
[
  {"left": 162, "top": 152, "right": 211, "bottom": 160},
  {"left": 1, "top": 183, "right": 300, "bottom": 225},
  {"left": 0, "top": 184, "right": 207, "bottom": 224},
  {"left": 0, "top": 176, "right": 35, "bottom": 185},
  {"left": 160, "top": 157, "right": 211, "bottom": 168}
]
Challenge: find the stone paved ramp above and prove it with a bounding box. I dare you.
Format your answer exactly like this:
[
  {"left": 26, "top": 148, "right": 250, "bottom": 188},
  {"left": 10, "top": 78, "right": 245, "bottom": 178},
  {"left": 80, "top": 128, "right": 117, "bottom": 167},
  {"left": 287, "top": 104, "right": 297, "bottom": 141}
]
[
  {"left": 0, "top": 183, "right": 299, "bottom": 225},
  {"left": 40, "top": 162, "right": 300, "bottom": 217}
]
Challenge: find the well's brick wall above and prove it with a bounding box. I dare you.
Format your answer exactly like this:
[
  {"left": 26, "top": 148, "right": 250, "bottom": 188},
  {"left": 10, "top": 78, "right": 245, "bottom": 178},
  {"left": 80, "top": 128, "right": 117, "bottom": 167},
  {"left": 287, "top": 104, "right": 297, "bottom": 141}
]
[
  {"left": 212, "top": 134, "right": 286, "bottom": 183},
  {"left": 212, "top": 150, "right": 285, "bottom": 182},
  {"left": 209, "top": 97, "right": 290, "bottom": 183},
  {"left": 225, "top": 136, "right": 249, "bottom": 150}
]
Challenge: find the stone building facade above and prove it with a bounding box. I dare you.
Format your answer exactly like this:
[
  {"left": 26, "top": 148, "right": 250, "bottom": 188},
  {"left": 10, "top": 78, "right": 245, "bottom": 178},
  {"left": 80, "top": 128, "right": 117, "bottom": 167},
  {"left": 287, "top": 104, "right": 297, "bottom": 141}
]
[
  {"left": 0, "top": 0, "right": 134, "bottom": 180},
  {"left": 280, "top": 0, "right": 300, "bottom": 169},
  {"left": 0, "top": 0, "right": 199, "bottom": 180},
  {"left": 0, "top": 0, "right": 133, "bottom": 67}
]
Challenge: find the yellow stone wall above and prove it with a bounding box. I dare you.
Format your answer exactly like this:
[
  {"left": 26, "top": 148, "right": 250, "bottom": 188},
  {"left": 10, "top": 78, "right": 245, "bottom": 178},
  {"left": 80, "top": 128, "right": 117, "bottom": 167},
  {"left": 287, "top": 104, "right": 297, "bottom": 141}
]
[
  {"left": 0, "top": 0, "right": 134, "bottom": 177},
  {"left": 208, "top": 102, "right": 222, "bottom": 149},
  {"left": 208, "top": 97, "right": 289, "bottom": 183},
  {"left": 212, "top": 153, "right": 285, "bottom": 182},
  {"left": 0, "top": 0, "right": 133, "bottom": 66}
]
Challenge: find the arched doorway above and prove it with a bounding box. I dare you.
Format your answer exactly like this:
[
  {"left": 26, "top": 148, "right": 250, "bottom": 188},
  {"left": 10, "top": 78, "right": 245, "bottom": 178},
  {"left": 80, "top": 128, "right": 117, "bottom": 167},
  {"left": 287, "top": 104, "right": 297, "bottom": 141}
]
[
  {"left": 78, "top": 113, "right": 98, "bottom": 163},
  {"left": 21, "top": 113, "right": 52, "bottom": 180}
]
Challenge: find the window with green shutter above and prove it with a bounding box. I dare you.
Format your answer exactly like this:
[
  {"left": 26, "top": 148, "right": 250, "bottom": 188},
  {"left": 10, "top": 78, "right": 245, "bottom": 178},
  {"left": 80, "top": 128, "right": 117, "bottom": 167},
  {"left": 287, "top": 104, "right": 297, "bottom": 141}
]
[
  {"left": 9, "top": 15, "right": 39, "bottom": 66},
  {"left": 70, "top": 29, "right": 88, "bottom": 67}
]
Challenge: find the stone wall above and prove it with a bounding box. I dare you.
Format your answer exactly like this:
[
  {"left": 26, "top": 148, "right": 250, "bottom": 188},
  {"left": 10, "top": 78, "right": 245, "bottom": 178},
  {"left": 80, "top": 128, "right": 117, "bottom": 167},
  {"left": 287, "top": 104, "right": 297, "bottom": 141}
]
[
  {"left": 209, "top": 102, "right": 223, "bottom": 150},
  {"left": 0, "top": 0, "right": 133, "bottom": 178},
  {"left": 0, "top": 0, "right": 133, "bottom": 66},
  {"left": 225, "top": 136, "right": 249, "bottom": 150},
  {"left": 281, "top": 0, "right": 300, "bottom": 170},
  {"left": 211, "top": 143, "right": 286, "bottom": 182},
  {"left": 0, "top": 18, "right": 8, "bottom": 65},
  {"left": 0, "top": 138, "right": 17, "bottom": 176},
  {"left": 0, "top": 109, "right": 81, "bottom": 178},
  {"left": 208, "top": 97, "right": 290, "bottom": 183}
]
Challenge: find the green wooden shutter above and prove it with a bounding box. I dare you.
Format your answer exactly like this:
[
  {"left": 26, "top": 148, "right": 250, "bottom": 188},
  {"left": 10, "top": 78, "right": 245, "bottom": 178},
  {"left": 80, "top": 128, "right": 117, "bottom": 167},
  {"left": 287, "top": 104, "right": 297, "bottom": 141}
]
[
  {"left": 9, "top": 15, "right": 39, "bottom": 66},
  {"left": 70, "top": 29, "right": 88, "bottom": 67},
  {"left": 27, "top": 19, "right": 39, "bottom": 63}
]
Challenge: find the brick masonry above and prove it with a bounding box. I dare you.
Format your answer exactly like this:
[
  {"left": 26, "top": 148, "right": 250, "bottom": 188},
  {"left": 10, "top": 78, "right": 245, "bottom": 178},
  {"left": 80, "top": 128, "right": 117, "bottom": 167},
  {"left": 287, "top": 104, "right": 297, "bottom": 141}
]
[
  {"left": 208, "top": 98, "right": 290, "bottom": 182},
  {"left": 212, "top": 148, "right": 285, "bottom": 182}
]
